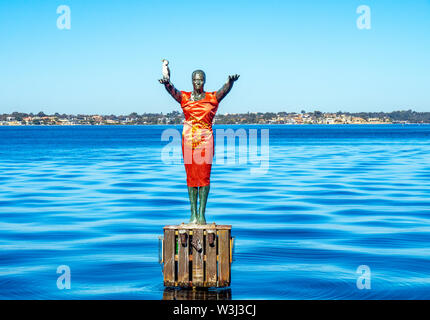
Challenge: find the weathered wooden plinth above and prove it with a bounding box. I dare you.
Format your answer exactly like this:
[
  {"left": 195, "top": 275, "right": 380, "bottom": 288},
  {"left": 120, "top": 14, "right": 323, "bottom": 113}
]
[{"left": 161, "top": 223, "right": 233, "bottom": 288}]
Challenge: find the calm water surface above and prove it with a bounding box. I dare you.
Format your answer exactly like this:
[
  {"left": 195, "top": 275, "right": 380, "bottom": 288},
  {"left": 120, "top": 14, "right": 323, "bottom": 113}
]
[{"left": 1, "top": 124, "right": 430, "bottom": 299}]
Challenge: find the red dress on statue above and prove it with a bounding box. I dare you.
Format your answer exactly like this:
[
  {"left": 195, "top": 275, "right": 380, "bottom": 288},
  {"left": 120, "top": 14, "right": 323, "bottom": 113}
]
[{"left": 180, "top": 91, "right": 219, "bottom": 187}]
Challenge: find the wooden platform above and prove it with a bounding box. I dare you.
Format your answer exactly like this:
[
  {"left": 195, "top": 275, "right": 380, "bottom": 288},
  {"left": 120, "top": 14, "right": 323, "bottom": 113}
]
[{"left": 161, "top": 223, "right": 233, "bottom": 288}]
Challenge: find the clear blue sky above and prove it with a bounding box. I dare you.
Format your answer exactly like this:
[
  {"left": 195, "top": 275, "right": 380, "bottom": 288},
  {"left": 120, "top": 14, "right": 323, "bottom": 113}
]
[{"left": 1, "top": 0, "right": 429, "bottom": 115}]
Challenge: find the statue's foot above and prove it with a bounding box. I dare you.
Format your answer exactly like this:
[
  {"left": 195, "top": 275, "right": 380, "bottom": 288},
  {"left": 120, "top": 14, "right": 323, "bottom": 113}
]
[
  {"left": 197, "top": 214, "right": 206, "bottom": 225},
  {"left": 189, "top": 214, "right": 198, "bottom": 224}
]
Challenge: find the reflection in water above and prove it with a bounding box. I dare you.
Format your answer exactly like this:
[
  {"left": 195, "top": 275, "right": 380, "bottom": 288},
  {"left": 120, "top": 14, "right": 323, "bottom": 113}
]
[{"left": 163, "top": 288, "right": 232, "bottom": 300}]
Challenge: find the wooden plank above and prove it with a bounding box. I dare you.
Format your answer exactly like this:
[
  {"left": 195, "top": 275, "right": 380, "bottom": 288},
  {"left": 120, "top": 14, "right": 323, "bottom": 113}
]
[
  {"left": 163, "top": 229, "right": 176, "bottom": 286},
  {"left": 177, "top": 230, "right": 189, "bottom": 286},
  {"left": 192, "top": 229, "right": 204, "bottom": 286},
  {"left": 205, "top": 229, "right": 217, "bottom": 287},
  {"left": 218, "top": 229, "right": 230, "bottom": 287}
]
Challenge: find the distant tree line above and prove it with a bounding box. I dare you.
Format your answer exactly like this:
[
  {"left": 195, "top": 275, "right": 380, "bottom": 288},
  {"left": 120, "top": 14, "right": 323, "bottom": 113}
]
[
  {"left": 340, "top": 110, "right": 430, "bottom": 123},
  {"left": 2, "top": 109, "right": 430, "bottom": 124}
]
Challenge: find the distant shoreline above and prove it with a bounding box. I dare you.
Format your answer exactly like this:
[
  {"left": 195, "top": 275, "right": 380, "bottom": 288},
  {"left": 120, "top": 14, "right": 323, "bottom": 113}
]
[{"left": 3, "top": 110, "right": 429, "bottom": 125}]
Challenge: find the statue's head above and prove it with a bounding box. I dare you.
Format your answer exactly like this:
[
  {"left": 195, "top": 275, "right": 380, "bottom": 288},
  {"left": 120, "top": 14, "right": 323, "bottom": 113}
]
[{"left": 192, "top": 70, "right": 206, "bottom": 92}]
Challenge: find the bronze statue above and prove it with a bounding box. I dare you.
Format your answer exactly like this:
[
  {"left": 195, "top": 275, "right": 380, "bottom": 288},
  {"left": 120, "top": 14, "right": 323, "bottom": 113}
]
[{"left": 159, "top": 64, "right": 239, "bottom": 224}]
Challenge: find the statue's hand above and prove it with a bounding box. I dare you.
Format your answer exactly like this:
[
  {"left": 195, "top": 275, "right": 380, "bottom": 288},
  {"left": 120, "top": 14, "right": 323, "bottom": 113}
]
[
  {"left": 228, "top": 74, "right": 240, "bottom": 83},
  {"left": 158, "top": 78, "right": 170, "bottom": 85}
]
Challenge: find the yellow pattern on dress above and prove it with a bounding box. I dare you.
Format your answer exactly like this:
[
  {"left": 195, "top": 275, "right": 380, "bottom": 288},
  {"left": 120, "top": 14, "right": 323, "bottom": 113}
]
[{"left": 183, "top": 115, "right": 213, "bottom": 150}]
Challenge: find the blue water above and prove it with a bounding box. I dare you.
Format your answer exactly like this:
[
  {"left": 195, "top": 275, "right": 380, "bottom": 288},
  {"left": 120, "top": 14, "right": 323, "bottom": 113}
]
[{"left": 1, "top": 124, "right": 430, "bottom": 299}]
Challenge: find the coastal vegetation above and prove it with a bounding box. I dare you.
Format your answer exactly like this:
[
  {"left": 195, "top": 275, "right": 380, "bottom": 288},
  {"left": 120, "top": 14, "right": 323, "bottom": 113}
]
[{"left": 1, "top": 110, "right": 429, "bottom": 125}]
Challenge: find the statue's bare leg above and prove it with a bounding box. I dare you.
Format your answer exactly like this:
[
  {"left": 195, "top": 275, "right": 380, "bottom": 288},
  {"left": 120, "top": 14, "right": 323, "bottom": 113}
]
[
  {"left": 197, "top": 185, "right": 210, "bottom": 225},
  {"left": 188, "top": 186, "right": 198, "bottom": 224}
]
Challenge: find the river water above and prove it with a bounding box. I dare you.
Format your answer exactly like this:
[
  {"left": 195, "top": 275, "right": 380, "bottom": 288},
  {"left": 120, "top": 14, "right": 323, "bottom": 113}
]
[{"left": 1, "top": 124, "right": 429, "bottom": 299}]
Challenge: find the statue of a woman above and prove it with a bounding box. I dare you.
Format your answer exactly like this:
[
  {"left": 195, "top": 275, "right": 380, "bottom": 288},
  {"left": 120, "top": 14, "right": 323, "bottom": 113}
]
[{"left": 159, "top": 69, "right": 239, "bottom": 224}]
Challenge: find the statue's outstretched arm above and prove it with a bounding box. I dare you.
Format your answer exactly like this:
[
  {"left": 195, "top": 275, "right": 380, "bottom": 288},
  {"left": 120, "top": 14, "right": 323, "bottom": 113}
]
[
  {"left": 216, "top": 74, "right": 240, "bottom": 102},
  {"left": 159, "top": 78, "right": 182, "bottom": 104}
]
